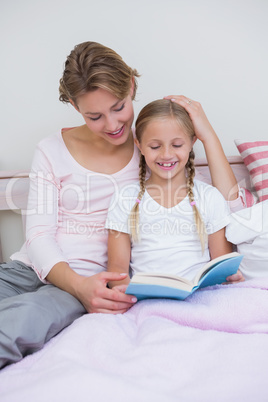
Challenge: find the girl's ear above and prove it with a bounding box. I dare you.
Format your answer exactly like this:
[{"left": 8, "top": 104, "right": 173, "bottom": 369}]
[
  {"left": 134, "top": 138, "right": 142, "bottom": 153},
  {"left": 192, "top": 135, "right": 197, "bottom": 146},
  {"left": 69, "top": 99, "right": 80, "bottom": 113}
]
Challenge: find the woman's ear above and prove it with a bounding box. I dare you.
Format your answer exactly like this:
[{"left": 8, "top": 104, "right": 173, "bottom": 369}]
[
  {"left": 69, "top": 99, "right": 80, "bottom": 113},
  {"left": 130, "top": 76, "right": 135, "bottom": 98}
]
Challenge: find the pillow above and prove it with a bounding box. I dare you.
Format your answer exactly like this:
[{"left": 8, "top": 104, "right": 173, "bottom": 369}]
[
  {"left": 234, "top": 233, "right": 268, "bottom": 280},
  {"left": 226, "top": 200, "right": 268, "bottom": 280},
  {"left": 235, "top": 140, "right": 268, "bottom": 202}
]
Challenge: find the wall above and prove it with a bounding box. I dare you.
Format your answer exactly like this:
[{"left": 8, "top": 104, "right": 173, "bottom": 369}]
[{"left": 1, "top": 0, "right": 268, "bottom": 259}]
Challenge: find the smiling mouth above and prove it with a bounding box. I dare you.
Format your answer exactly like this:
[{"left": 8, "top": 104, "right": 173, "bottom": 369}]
[
  {"left": 106, "top": 125, "right": 124, "bottom": 136},
  {"left": 157, "top": 162, "right": 177, "bottom": 167}
]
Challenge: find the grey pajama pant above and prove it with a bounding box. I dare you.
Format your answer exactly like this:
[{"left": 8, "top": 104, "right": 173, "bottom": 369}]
[{"left": 0, "top": 261, "right": 86, "bottom": 369}]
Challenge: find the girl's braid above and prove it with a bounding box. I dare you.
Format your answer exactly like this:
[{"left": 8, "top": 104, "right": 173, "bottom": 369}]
[
  {"left": 129, "top": 153, "right": 147, "bottom": 241},
  {"left": 186, "top": 150, "right": 207, "bottom": 252}
]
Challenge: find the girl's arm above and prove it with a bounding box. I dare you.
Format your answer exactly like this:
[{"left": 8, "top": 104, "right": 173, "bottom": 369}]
[
  {"left": 107, "top": 229, "right": 132, "bottom": 289},
  {"left": 208, "top": 228, "right": 233, "bottom": 259},
  {"left": 164, "top": 95, "right": 239, "bottom": 201},
  {"left": 208, "top": 228, "right": 244, "bottom": 283}
]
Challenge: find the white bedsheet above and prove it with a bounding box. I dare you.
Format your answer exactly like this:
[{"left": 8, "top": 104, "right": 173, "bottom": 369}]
[{"left": 1, "top": 278, "right": 268, "bottom": 402}]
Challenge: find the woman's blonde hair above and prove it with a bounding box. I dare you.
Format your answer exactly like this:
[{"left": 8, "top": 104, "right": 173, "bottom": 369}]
[
  {"left": 129, "top": 99, "right": 207, "bottom": 251},
  {"left": 59, "top": 41, "right": 140, "bottom": 106}
]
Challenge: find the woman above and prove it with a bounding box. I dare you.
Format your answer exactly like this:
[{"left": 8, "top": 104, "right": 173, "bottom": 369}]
[{"left": 0, "top": 41, "right": 243, "bottom": 368}]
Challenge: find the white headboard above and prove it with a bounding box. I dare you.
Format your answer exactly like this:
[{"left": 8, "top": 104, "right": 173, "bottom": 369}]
[{"left": 0, "top": 156, "right": 252, "bottom": 262}]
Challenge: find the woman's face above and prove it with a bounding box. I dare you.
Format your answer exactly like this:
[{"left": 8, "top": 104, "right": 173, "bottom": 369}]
[{"left": 74, "top": 85, "right": 134, "bottom": 146}]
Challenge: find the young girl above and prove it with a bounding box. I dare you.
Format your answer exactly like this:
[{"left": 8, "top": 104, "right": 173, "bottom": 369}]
[
  {"left": 0, "top": 42, "right": 242, "bottom": 368},
  {"left": 105, "top": 99, "right": 236, "bottom": 288}
]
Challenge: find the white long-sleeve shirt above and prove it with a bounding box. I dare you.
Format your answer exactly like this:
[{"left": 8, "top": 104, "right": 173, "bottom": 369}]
[{"left": 11, "top": 131, "right": 140, "bottom": 280}]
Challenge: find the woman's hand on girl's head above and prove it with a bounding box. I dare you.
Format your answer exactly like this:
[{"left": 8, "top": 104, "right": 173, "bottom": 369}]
[
  {"left": 76, "top": 271, "right": 137, "bottom": 314},
  {"left": 163, "top": 95, "right": 216, "bottom": 144},
  {"left": 164, "top": 95, "right": 239, "bottom": 201}
]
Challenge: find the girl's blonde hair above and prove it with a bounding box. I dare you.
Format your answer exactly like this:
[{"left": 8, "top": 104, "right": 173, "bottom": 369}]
[
  {"left": 129, "top": 99, "right": 207, "bottom": 251},
  {"left": 59, "top": 41, "right": 140, "bottom": 106}
]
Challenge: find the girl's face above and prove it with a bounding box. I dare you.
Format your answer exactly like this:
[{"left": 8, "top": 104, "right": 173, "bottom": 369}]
[
  {"left": 74, "top": 85, "right": 134, "bottom": 145},
  {"left": 135, "top": 118, "right": 196, "bottom": 184}
]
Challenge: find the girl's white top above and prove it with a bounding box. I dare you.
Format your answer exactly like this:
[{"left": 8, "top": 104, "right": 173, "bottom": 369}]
[{"left": 105, "top": 180, "right": 230, "bottom": 281}]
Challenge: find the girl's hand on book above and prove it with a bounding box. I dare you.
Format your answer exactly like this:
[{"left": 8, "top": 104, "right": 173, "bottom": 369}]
[{"left": 225, "top": 270, "right": 245, "bottom": 284}]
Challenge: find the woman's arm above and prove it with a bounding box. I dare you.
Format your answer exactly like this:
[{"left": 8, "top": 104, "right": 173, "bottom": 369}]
[
  {"left": 164, "top": 95, "right": 239, "bottom": 201},
  {"left": 46, "top": 262, "right": 136, "bottom": 314},
  {"left": 25, "top": 146, "right": 69, "bottom": 279},
  {"left": 107, "top": 229, "right": 132, "bottom": 289}
]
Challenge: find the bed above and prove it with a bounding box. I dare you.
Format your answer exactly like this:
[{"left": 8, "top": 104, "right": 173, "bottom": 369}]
[{"left": 0, "top": 151, "right": 268, "bottom": 402}]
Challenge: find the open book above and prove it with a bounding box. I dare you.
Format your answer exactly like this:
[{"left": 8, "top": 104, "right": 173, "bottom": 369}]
[{"left": 125, "top": 252, "right": 243, "bottom": 301}]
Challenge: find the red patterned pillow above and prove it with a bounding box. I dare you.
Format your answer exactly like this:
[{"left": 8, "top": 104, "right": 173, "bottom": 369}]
[{"left": 235, "top": 140, "right": 268, "bottom": 202}]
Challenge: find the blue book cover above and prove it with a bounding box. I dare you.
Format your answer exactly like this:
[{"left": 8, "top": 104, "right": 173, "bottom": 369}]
[{"left": 125, "top": 253, "right": 243, "bottom": 301}]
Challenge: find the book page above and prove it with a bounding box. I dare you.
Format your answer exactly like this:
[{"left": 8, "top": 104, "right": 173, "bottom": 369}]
[{"left": 131, "top": 273, "right": 193, "bottom": 290}]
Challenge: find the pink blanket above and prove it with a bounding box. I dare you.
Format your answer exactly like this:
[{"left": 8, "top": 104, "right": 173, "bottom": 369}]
[{"left": 1, "top": 278, "right": 268, "bottom": 402}]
